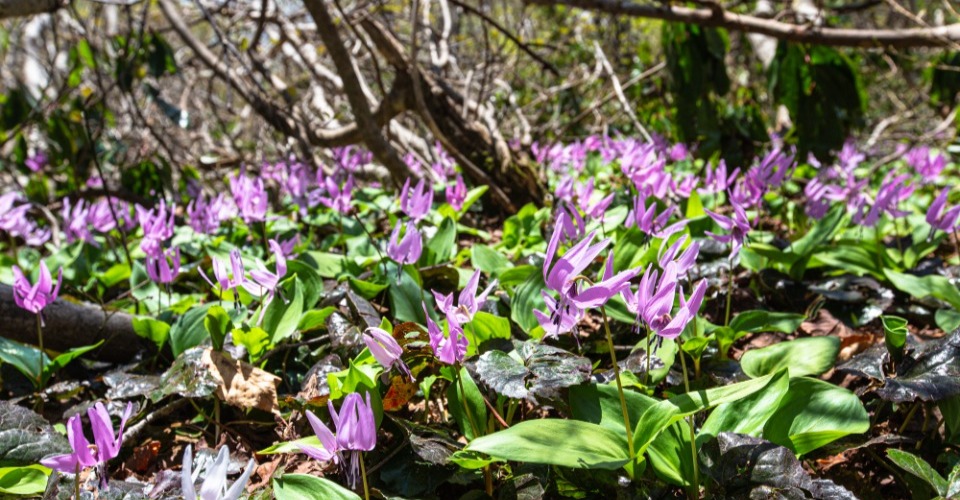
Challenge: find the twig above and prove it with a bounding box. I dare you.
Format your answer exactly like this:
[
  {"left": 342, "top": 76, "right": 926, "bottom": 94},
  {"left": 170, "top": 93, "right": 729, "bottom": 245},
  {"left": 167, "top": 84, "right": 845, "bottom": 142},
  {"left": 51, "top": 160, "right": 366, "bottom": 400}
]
[{"left": 593, "top": 41, "right": 652, "bottom": 142}]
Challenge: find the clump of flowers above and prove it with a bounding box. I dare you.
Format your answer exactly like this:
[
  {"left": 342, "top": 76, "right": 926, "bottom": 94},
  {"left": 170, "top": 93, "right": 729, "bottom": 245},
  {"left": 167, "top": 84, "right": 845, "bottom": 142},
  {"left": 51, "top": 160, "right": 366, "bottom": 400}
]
[{"left": 41, "top": 402, "right": 133, "bottom": 489}]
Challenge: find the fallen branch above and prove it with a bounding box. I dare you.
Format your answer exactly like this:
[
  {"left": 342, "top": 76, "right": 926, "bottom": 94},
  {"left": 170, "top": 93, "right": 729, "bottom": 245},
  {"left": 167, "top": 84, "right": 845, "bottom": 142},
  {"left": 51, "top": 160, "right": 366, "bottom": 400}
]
[
  {"left": 0, "top": 284, "right": 153, "bottom": 363},
  {"left": 526, "top": 0, "right": 960, "bottom": 48}
]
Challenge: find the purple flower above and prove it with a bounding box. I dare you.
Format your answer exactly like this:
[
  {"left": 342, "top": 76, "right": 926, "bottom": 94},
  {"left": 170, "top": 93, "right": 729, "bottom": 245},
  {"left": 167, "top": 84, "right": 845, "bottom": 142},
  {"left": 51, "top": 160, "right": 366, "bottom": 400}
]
[
  {"left": 62, "top": 198, "right": 93, "bottom": 244},
  {"left": 557, "top": 204, "right": 586, "bottom": 243},
  {"left": 535, "top": 227, "right": 639, "bottom": 338},
  {"left": 668, "top": 143, "right": 689, "bottom": 162},
  {"left": 575, "top": 180, "right": 615, "bottom": 219},
  {"left": 445, "top": 175, "right": 467, "bottom": 211},
  {"left": 906, "top": 146, "right": 947, "bottom": 182},
  {"left": 363, "top": 327, "right": 412, "bottom": 380},
  {"left": 200, "top": 249, "right": 246, "bottom": 294},
  {"left": 387, "top": 221, "right": 422, "bottom": 266},
  {"left": 927, "top": 188, "right": 960, "bottom": 234},
  {"left": 301, "top": 392, "right": 377, "bottom": 488},
  {"left": 431, "top": 142, "right": 457, "bottom": 178},
  {"left": 181, "top": 444, "right": 255, "bottom": 500},
  {"left": 11, "top": 261, "right": 62, "bottom": 316},
  {"left": 318, "top": 176, "right": 355, "bottom": 215},
  {"left": 0, "top": 194, "right": 49, "bottom": 246},
  {"left": 332, "top": 146, "right": 373, "bottom": 174},
  {"left": 700, "top": 160, "right": 740, "bottom": 195},
  {"left": 25, "top": 152, "right": 48, "bottom": 172},
  {"left": 804, "top": 177, "right": 835, "bottom": 220},
  {"left": 705, "top": 200, "right": 752, "bottom": 258},
  {"left": 243, "top": 240, "right": 288, "bottom": 315},
  {"left": 852, "top": 173, "right": 912, "bottom": 227},
  {"left": 87, "top": 198, "right": 124, "bottom": 234},
  {"left": 622, "top": 262, "right": 706, "bottom": 340},
  {"left": 145, "top": 247, "right": 181, "bottom": 285},
  {"left": 659, "top": 235, "right": 700, "bottom": 277},
  {"left": 400, "top": 178, "right": 434, "bottom": 221},
  {"left": 432, "top": 270, "right": 497, "bottom": 326},
  {"left": 41, "top": 402, "right": 133, "bottom": 489},
  {"left": 534, "top": 294, "right": 583, "bottom": 339},
  {"left": 626, "top": 196, "right": 687, "bottom": 239},
  {"left": 424, "top": 303, "right": 468, "bottom": 364},
  {"left": 188, "top": 193, "right": 236, "bottom": 235},
  {"left": 136, "top": 201, "right": 175, "bottom": 258},
  {"left": 229, "top": 173, "right": 268, "bottom": 223}
]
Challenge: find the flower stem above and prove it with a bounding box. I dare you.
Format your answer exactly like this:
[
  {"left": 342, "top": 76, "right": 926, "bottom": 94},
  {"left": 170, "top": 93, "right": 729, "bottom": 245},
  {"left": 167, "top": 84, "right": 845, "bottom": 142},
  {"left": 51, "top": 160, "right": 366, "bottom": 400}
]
[
  {"left": 600, "top": 306, "right": 635, "bottom": 460},
  {"left": 455, "top": 364, "right": 481, "bottom": 439},
  {"left": 359, "top": 452, "right": 370, "bottom": 500},
  {"left": 35, "top": 314, "right": 44, "bottom": 391},
  {"left": 678, "top": 340, "right": 700, "bottom": 499},
  {"left": 644, "top": 327, "right": 652, "bottom": 387},
  {"left": 724, "top": 260, "right": 734, "bottom": 327}
]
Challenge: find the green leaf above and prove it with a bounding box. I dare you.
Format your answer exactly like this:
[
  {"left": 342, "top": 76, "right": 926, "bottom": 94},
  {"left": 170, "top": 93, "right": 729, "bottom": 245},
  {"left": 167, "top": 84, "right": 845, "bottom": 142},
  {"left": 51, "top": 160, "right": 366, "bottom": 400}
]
[
  {"left": 258, "top": 436, "right": 321, "bottom": 455},
  {"left": 0, "top": 337, "right": 43, "bottom": 387},
  {"left": 729, "top": 310, "right": 805, "bottom": 334},
  {"left": 422, "top": 217, "right": 457, "bottom": 266},
  {"left": 348, "top": 276, "right": 388, "bottom": 300},
  {"left": 700, "top": 368, "right": 790, "bottom": 443},
  {"left": 262, "top": 278, "right": 305, "bottom": 344},
  {"left": 302, "top": 251, "right": 346, "bottom": 278},
  {"left": 763, "top": 377, "right": 870, "bottom": 455},
  {"left": 471, "top": 245, "right": 512, "bottom": 277},
  {"left": 885, "top": 269, "right": 960, "bottom": 311},
  {"left": 286, "top": 260, "right": 324, "bottom": 308},
  {"left": 0, "top": 465, "right": 49, "bottom": 495},
  {"left": 647, "top": 421, "right": 696, "bottom": 487},
  {"left": 297, "top": 307, "right": 336, "bottom": 333},
  {"left": 446, "top": 366, "right": 487, "bottom": 441},
  {"left": 464, "top": 419, "right": 629, "bottom": 470},
  {"left": 741, "top": 337, "right": 839, "bottom": 378},
  {"left": 510, "top": 271, "right": 546, "bottom": 334},
  {"left": 42, "top": 341, "right": 104, "bottom": 386},
  {"left": 273, "top": 473, "right": 361, "bottom": 500},
  {"left": 388, "top": 265, "right": 430, "bottom": 324},
  {"left": 169, "top": 303, "right": 216, "bottom": 356},
  {"left": 947, "top": 463, "right": 960, "bottom": 498},
  {"left": 458, "top": 186, "right": 488, "bottom": 215},
  {"left": 232, "top": 326, "right": 270, "bottom": 364},
  {"left": 886, "top": 449, "right": 947, "bottom": 496},
  {"left": 569, "top": 382, "right": 657, "bottom": 435},
  {"left": 132, "top": 316, "right": 171, "bottom": 351},
  {"left": 882, "top": 315, "right": 909, "bottom": 363},
  {"left": 204, "top": 305, "right": 233, "bottom": 351},
  {"left": 466, "top": 312, "right": 511, "bottom": 355},
  {"left": 633, "top": 371, "right": 779, "bottom": 455}
]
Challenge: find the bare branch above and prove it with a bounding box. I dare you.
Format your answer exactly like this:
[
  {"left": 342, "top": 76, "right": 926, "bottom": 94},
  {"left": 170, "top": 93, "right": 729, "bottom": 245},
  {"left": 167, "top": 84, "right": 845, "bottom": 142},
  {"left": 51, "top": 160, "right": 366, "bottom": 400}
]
[{"left": 526, "top": 0, "right": 960, "bottom": 48}]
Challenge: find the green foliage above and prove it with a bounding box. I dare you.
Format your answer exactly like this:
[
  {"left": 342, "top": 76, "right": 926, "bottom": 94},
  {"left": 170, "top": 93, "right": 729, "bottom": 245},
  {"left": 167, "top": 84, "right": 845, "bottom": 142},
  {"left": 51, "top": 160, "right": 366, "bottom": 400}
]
[
  {"left": 740, "top": 337, "right": 839, "bottom": 378},
  {"left": 273, "top": 473, "right": 361, "bottom": 500},
  {"left": 769, "top": 43, "right": 864, "bottom": 160},
  {"left": 928, "top": 52, "right": 960, "bottom": 108}
]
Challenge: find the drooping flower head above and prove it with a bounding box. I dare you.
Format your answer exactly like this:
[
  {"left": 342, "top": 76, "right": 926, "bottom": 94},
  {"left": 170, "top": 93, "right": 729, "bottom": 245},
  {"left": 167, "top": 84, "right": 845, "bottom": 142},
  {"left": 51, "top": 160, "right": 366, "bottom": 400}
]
[
  {"left": 136, "top": 200, "right": 175, "bottom": 258},
  {"left": 705, "top": 199, "right": 752, "bottom": 259},
  {"left": 243, "top": 240, "right": 288, "bottom": 321},
  {"left": 145, "top": 247, "right": 181, "bottom": 285},
  {"left": 432, "top": 270, "right": 497, "bottom": 326},
  {"left": 386, "top": 221, "right": 422, "bottom": 266},
  {"left": 41, "top": 402, "right": 134, "bottom": 489},
  {"left": 229, "top": 172, "right": 269, "bottom": 223},
  {"left": 423, "top": 303, "right": 468, "bottom": 364},
  {"left": 318, "top": 176, "right": 355, "bottom": 215},
  {"left": 200, "top": 249, "right": 246, "bottom": 296},
  {"left": 301, "top": 392, "right": 377, "bottom": 488},
  {"left": 25, "top": 152, "right": 48, "bottom": 172},
  {"left": 363, "top": 327, "right": 413, "bottom": 380},
  {"left": 400, "top": 178, "right": 434, "bottom": 222},
  {"left": 11, "top": 261, "right": 62, "bottom": 318},
  {"left": 927, "top": 187, "right": 960, "bottom": 235},
  {"left": 181, "top": 445, "right": 255, "bottom": 500},
  {"left": 445, "top": 175, "right": 467, "bottom": 211}
]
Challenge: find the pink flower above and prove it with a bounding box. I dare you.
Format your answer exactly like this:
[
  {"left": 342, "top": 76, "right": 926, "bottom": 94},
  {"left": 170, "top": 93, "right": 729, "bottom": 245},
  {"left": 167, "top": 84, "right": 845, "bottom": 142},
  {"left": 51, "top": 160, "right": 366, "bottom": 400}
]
[
  {"left": 145, "top": 247, "right": 181, "bottom": 284},
  {"left": 400, "top": 178, "right": 434, "bottom": 221},
  {"left": 445, "top": 175, "right": 467, "bottom": 211},
  {"left": 363, "top": 327, "right": 412, "bottom": 380},
  {"left": 432, "top": 270, "right": 497, "bottom": 326},
  {"left": 386, "top": 221, "right": 422, "bottom": 266},
  {"left": 301, "top": 392, "right": 377, "bottom": 488},
  {"left": 41, "top": 402, "right": 134, "bottom": 489},
  {"left": 11, "top": 261, "right": 62, "bottom": 316}
]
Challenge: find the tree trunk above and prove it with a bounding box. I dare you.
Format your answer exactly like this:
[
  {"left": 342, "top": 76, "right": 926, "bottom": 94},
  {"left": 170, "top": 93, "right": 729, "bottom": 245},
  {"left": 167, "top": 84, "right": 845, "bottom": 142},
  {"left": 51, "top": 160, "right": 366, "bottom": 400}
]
[
  {"left": 0, "top": 284, "right": 153, "bottom": 363},
  {"left": 0, "top": 0, "right": 61, "bottom": 19}
]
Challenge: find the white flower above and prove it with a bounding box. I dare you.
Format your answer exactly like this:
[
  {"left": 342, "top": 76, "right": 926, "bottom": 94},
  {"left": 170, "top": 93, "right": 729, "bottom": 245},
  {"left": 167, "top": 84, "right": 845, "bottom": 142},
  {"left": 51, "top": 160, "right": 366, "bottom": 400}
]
[{"left": 182, "top": 445, "right": 255, "bottom": 500}]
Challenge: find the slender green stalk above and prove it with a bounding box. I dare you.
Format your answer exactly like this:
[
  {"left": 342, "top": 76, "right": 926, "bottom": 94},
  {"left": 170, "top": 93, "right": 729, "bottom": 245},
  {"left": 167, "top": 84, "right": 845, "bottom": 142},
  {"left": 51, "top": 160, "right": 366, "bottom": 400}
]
[
  {"left": 261, "top": 220, "right": 269, "bottom": 255},
  {"left": 600, "top": 306, "right": 635, "bottom": 460},
  {"left": 724, "top": 260, "right": 734, "bottom": 327},
  {"left": 644, "top": 326, "right": 652, "bottom": 386},
  {"left": 678, "top": 341, "right": 700, "bottom": 499},
  {"left": 359, "top": 452, "right": 370, "bottom": 500},
  {"left": 455, "top": 364, "right": 481, "bottom": 439},
  {"left": 35, "top": 314, "right": 44, "bottom": 391},
  {"left": 899, "top": 403, "right": 920, "bottom": 435}
]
